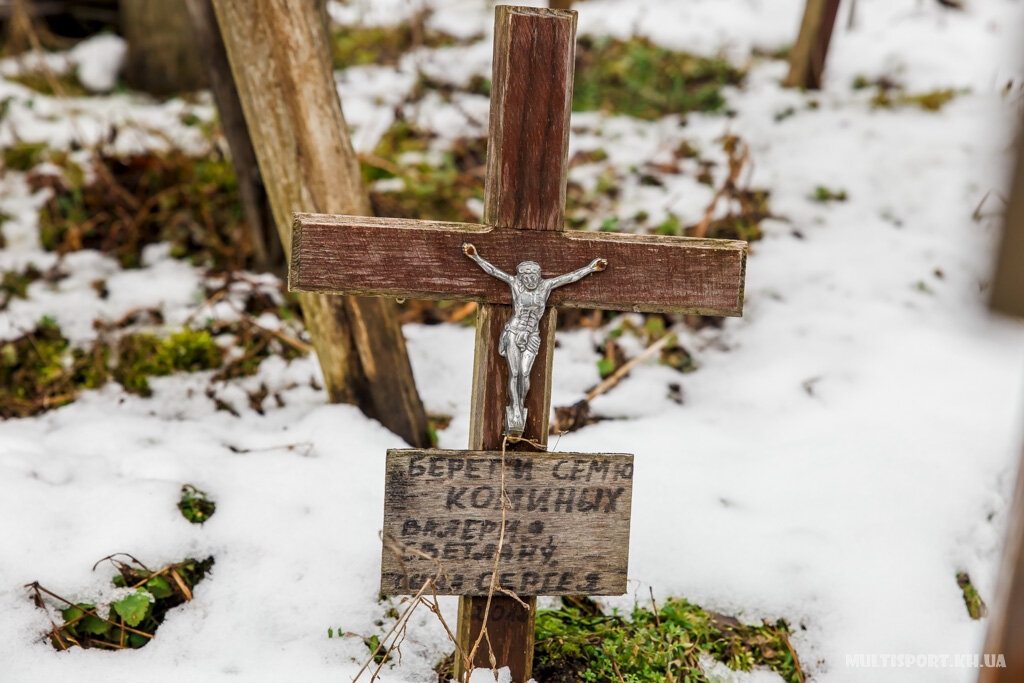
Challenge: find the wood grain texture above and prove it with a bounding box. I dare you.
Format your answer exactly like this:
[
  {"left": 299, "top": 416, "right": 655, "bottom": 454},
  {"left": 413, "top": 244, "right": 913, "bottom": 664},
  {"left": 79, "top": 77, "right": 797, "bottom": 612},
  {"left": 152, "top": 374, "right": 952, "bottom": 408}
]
[
  {"left": 290, "top": 214, "right": 747, "bottom": 316},
  {"left": 212, "top": 0, "right": 430, "bottom": 447},
  {"left": 457, "top": 8, "right": 577, "bottom": 681},
  {"left": 381, "top": 449, "right": 633, "bottom": 596},
  {"left": 992, "top": 120, "right": 1024, "bottom": 317},
  {"left": 783, "top": 0, "right": 841, "bottom": 90},
  {"left": 457, "top": 596, "right": 535, "bottom": 678},
  {"left": 484, "top": 6, "right": 576, "bottom": 230},
  {"left": 185, "top": 0, "right": 280, "bottom": 271}
]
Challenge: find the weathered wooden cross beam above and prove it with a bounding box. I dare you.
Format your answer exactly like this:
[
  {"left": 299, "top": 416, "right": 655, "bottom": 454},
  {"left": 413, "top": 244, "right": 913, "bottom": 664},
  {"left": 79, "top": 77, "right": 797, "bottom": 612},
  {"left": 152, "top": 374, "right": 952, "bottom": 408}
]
[{"left": 288, "top": 6, "right": 747, "bottom": 681}]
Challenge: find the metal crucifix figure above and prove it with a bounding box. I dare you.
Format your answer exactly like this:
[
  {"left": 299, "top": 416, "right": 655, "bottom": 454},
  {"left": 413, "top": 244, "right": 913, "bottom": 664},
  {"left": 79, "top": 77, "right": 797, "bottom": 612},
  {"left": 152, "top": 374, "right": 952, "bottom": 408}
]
[{"left": 463, "top": 243, "right": 607, "bottom": 436}]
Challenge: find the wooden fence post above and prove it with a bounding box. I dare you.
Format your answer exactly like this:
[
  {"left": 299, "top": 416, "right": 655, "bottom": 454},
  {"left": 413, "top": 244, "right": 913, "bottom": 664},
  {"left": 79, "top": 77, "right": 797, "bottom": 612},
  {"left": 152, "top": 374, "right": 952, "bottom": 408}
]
[
  {"left": 184, "top": 0, "right": 280, "bottom": 271},
  {"left": 783, "top": 0, "right": 841, "bottom": 90},
  {"left": 210, "top": 0, "right": 430, "bottom": 447}
]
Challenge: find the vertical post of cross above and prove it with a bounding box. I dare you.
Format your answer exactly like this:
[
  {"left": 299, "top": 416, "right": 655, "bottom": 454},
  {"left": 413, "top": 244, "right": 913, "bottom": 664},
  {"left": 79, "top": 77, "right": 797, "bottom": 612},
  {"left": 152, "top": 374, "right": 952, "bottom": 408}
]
[{"left": 453, "top": 6, "right": 577, "bottom": 682}]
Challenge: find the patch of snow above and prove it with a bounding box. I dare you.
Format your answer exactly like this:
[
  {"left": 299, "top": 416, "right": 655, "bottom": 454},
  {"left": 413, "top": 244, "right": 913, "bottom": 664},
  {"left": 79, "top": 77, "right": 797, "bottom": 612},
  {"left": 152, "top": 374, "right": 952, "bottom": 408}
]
[
  {"left": 701, "top": 657, "right": 786, "bottom": 682},
  {"left": 69, "top": 34, "right": 126, "bottom": 94},
  {"left": 464, "top": 667, "right": 513, "bottom": 683}
]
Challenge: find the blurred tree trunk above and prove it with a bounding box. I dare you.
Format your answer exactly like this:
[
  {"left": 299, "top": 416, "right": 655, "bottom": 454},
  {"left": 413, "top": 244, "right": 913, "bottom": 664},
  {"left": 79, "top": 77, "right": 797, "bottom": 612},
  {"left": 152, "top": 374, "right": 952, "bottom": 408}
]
[
  {"left": 121, "top": 0, "right": 206, "bottom": 94},
  {"left": 783, "top": 0, "right": 841, "bottom": 90},
  {"left": 3, "top": 0, "right": 35, "bottom": 55},
  {"left": 209, "top": 0, "right": 430, "bottom": 447},
  {"left": 184, "top": 0, "right": 280, "bottom": 271}
]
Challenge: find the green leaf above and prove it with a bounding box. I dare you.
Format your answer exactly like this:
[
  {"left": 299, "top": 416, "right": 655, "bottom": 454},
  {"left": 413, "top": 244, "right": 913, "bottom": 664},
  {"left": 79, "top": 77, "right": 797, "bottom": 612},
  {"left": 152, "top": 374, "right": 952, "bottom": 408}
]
[
  {"left": 60, "top": 604, "right": 87, "bottom": 636},
  {"left": 596, "top": 358, "right": 615, "bottom": 378},
  {"left": 128, "top": 632, "right": 149, "bottom": 648},
  {"left": 61, "top": 605, "right": 85, "bottom": 623},
  {"left": 113, "top": 589, "right": 151, "bottom": 627},
  {"left": 80, "top": 614, "right": 111, "bottom": 635},
  {"left": 146, "top": 576, "right": 173, "bottom": 599}
]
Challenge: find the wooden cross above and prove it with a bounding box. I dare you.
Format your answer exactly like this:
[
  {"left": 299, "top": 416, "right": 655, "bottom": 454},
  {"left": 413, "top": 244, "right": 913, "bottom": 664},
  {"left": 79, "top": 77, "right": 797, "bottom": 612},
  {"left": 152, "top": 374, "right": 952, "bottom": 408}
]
[{"left": 288, "top": 6, "right": 747, "bottom": 681}]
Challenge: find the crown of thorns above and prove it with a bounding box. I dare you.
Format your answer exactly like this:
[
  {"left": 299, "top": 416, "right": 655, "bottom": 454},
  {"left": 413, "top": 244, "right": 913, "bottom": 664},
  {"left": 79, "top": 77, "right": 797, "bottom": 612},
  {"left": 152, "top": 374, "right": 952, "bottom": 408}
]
[{"left": 517, "top": 262, "right": 541, "bottom": 274}]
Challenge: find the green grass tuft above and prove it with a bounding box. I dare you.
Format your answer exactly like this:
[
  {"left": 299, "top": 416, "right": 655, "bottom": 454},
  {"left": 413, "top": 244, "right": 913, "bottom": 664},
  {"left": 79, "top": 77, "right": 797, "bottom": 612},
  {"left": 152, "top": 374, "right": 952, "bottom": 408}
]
[
  {"left": 810, "top": 186, "right": 848, "bottom": 203},
  {"left": 0, "top": 319, "right": 295, "bottom": 418},
  {"left": 573, "top": 36, "right": 744, "bottom": 120},
  {"left": 956, "top": 572, "right": 987, "bottom": 620},
  {"left": 331, "top": 16, "right": 477, "bottom": 69},
  {"left": 533, "top": 597, "right": 803, "bottom": 683},
  {"left": 34, "top": 150, "right": 251, "bottom": 270},
  {"left": 178, "top": 485, "right": 216, "bottom": 524}
]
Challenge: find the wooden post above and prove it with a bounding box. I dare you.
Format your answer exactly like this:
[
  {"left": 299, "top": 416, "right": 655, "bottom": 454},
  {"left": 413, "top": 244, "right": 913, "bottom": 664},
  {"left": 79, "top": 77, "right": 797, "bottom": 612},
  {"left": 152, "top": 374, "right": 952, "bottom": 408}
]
[
  {"left": 783, "top": 0, "right": 841, "bottom": 90},
  {"left": 121, "top": 0, "right": 207, "bottom": 95},
  {"left": 453, "top": 7, "right": 577, "bottom": 681},
  {"left": 184, "top": 0, "right": 281, "bottom": 271},
  {"left": 980, "top": 121, "right": 1024, "bottom": 682},
  {"left": 210, "top": 0, "right": 430, "bottom": 448}
]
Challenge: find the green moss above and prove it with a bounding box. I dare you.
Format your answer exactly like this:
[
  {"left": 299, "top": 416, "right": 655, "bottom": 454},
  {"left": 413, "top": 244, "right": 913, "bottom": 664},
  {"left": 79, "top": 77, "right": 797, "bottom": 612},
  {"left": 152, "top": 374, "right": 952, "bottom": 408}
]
[
  {"left": 365, "top": 124, "right": 486, "bottom": 223},
  {"left": 207, "top": 319, "right": 307, "bottom": 382},
  {"left": 33, "top": 150, "right": 251, "bottom": 270},
  {"left": 871, "top": 86, "right": 962, "bottom": 112},
  {"left": 331, "top": 18, "right": 475, "bottom": 69},
  {"left": 810, "top": 186, "right": 847, "bottom": 203},
  {"left": 7, "top": 69, "right": 88, "bottom": 97},
  {"left": 3, "top": 141, "right": 47, "bottom": 171},
  {"left": 902, "top": 89, "right": 960, "bottom": 112},
  {"left": 178, "top": 484, "right": 216, "bottom": 524},
  {"left": 851, "top": 75, "right": 873, "bottom": 90},
  {"left": 0, "top": 316, "right": 110, "bottom": 415},
  {"left": 573, "top": 36, "right": 744, "bottom": 120},
  {"left": 533, "top": 597, "right": 803, "bottom": 682},
  {"left": 0, "top": 320, "right": 229, "bottom": 417},
  {"left": 0, "top": 264, "right": 43, "bottom": 307},
  {"left": 655, "top": 214, "right": 682, "bottom": 236},
  {"left": 957, "top": 572, "right": 987, "bottom": 620},
  {"left": 114, "top": 329, "right": 222, "bottom": 397}
]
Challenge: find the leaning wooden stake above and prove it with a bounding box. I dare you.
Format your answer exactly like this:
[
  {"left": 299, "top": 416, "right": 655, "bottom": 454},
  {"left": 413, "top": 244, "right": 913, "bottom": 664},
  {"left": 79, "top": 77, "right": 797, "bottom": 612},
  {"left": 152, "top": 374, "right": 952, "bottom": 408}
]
[
  {"left": 210, "top": 0, "right": 430, "bottom": 447},
  {"left": 783, "top": 0, "right": 841, "bottom": 90},
  {"left": 184, "top": 0, "right": 280, "bottom": 271},
  {"left": 451, "top": 8, "right": 577, "bottom": 681},
  {"left": 979, "top": 118, "right": 1024, "bottom": 683}
]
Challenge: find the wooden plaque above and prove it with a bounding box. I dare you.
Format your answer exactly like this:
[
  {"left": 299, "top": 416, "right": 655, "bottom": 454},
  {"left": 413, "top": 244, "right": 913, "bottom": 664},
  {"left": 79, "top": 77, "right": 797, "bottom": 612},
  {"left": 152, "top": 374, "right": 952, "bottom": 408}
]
[{"left": 381, "top": 449, "right": 633, "bottom": 596}]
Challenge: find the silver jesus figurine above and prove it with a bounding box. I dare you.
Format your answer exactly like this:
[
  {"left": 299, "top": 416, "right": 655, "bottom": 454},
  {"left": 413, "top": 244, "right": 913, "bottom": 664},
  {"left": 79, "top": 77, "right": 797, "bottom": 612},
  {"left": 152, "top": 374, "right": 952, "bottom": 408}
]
[{"left": 463, "top": 242, "right": 607, "bottom": 437}]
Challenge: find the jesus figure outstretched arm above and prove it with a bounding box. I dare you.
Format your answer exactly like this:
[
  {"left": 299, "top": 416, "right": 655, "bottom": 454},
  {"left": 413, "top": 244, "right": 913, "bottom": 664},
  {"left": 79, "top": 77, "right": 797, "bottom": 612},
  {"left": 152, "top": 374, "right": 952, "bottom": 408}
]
[
  {"left": 463, "top": 243, "right": 514, "bottom": 285},
  {"left": 545, "top": 258, "right": 608, "bottom": 289}
]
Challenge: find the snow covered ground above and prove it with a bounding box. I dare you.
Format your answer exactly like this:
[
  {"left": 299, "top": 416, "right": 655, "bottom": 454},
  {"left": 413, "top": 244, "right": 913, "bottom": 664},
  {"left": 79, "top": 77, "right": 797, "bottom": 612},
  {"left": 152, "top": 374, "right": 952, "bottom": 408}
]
[{"left": 2, "top": 0, "right": 1024, "bottom": 681}]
